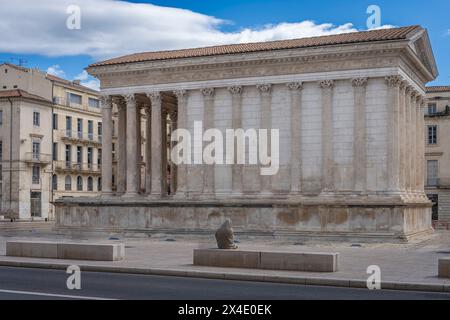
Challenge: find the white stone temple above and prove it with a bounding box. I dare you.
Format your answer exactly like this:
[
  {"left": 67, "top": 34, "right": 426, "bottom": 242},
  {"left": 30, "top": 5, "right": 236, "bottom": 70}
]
[{"left": 55, "top": 25, "right": 438, "bottom": 242}]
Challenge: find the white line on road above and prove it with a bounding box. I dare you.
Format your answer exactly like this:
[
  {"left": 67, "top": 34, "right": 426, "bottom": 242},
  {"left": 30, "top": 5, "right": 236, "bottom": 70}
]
[{"left": 0, "top": 288, "right": 116, "bottom": 300}]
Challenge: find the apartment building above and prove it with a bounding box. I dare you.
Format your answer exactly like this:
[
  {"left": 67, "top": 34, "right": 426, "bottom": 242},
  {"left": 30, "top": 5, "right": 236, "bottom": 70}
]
[
  {"left": 0, "top": 63, "right": 105, "bottom": 220},
  {"left": 425, "top": 86, "right": 450, "bottom": 227}
]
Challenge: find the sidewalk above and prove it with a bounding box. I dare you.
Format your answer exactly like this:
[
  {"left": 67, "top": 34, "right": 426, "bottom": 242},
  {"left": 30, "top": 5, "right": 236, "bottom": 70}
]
[{"left": 1, "top": 229, "right": 450, "bottom": 293}]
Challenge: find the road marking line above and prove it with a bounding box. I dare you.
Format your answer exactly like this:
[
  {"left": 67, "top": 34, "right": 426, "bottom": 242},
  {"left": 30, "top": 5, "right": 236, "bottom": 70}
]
[{"left": 0, "top": 289, "right": 116, "bottom": 300}]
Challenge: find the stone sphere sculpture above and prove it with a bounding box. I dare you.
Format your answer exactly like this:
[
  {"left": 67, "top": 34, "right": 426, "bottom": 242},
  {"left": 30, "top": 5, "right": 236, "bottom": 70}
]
[{"left": 215, "top": 219, "right": 238, "bottom": 249}]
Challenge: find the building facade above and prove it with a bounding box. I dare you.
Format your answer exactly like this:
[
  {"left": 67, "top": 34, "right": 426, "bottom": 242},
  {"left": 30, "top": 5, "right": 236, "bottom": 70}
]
[
  {"left": 56, "top": 26, "right": 437, "bottom": 242},
  {"left": 425, "top": 86, "right": 450, "bottom": 227},
  {"left": 0, "top": 63, "right": 103, "bottom": 220}
]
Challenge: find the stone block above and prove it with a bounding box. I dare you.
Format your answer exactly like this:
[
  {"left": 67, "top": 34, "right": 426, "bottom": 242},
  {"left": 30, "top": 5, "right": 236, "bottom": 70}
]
[
  {"left": 438, "top": 258, "right": 450, "bottom": 278},
  {"left": 6, "top": 241, "right": 58, "bottom": 259},
  {"left": 6, "top": 241, "right": 125, "bottom": 261},
  {"left": 260, "top": 252, "right": 339, "bottom": 272},
  {"left": 193, "top": 249, "right": 260, "bottom": 269}
]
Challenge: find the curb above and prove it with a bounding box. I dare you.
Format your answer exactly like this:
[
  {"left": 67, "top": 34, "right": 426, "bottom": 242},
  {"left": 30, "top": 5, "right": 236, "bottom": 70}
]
[{"left": 0, "top": 259, "right": 449, "bottom": 294}]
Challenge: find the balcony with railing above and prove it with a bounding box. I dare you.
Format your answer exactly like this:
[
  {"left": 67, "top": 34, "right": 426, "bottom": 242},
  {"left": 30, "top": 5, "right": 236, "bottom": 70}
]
[
  {"left": 426, "top": 178, "right": 450, "bottom": 189},
  {"left": 24, "top": 152, "right": 52, "bottom": 166},
  {"left": 59, "top": 130, "right": 102, "bottom": 146},
  {"left": 54, "top": 161, "right": 101, "bottom": 175}
]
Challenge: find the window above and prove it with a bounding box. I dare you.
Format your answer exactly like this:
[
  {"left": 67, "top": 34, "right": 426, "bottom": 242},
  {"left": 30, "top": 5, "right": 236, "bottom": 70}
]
[
  {"left": 98, "top": 148, "right": 102, "bottom": 168},
  {"left": 98, "top": 122, "right": 102, "bottom": 142},
  {"left": 77, "top": 118, "right": 83, "bottom": 139},
  {"left": 66, "top": 116, "right": 72, "bottom": 137},
  {"left": 87, "top": 147, "right": 93, "bottom": 169},
  {"left": 87, "top": 176, "right": 93, "bottom": 191},
  {"left": 0, "top": 110, "right": 3, "bottom": 126},
  {"left": 32, "top": 165, "right": 40, "bottom": 184},
  {"left": 76, "top": 146, "right": 82, "bottom": 166},
  {"left": 428, "top": 125, "right": 438, "bottom": 145},
  {"left": 68, "top": 93, "right": 82, "bottom": 105},
  {"left": 98, "top": 177, "right": 102, "bottom": 191},
  {"left": 32, "top": 141, "right": 40, "bottom": 160},
  {"left": 52, "top": 143, "right": 58, "bottom": 161},
  {"left": 0, "top": 141, "right": 3, "bottom": 161},
  {"left": 427, "top": 160, "right": 438, "bottom": 187},
  {"left": 88, "top": 120, "right": 93, "bottom": 140},
  {"left": 33, "top": 111, "right": 40, "bottom": 126},
  {"left": 428, "top": 104, "right": 437, "bottom": 115},
  {"left": 65, "top": 145, "right": 72, "bottom": 167},
  {"left": 53, "top": 113, "right": 58, "bottom": 130},
  {"left": 77, "top": 176, "right": 83, "bottom": 191},
  {"left": 52, "top": 174, "right": 58, "bottom": 191},
  {"left": 65, "top": 176, "right": 72, "bottom": 191},
  {"left": 88, "top": 98, "right": 100, "bottom": 108}
]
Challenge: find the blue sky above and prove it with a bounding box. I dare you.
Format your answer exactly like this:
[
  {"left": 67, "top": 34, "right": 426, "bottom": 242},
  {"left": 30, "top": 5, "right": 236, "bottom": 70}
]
[{"left": 1, "top": 0, "right": 449, "bottom": 88}]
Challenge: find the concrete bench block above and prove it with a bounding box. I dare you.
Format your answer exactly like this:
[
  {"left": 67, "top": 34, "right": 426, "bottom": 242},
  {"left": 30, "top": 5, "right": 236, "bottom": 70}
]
[
  {"left": 6, "top": 241, "right": 58, "bottom": 259},
  {"left": 57, "top": 243, "right": 125, "bottom": 261},
  {"left": 6, "top": 241, "right": 125, "bottom": 261},
  {"left": 438, "top": 258, "right": 450, "bottom": 278},
  {"left": 193, "top": 249, "right": 260, "bottom": 269},
  {"left": 260, "top": 252, "right": 339, "bottom": 272},
  {"left": 193, "top": 249, "right": 339, "bottom": 272}
]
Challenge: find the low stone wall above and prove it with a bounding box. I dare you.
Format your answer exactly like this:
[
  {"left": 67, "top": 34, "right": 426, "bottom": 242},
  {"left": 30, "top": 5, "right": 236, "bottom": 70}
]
[{"left": 54, "top": 197, "right": 433, "bottom": 242}]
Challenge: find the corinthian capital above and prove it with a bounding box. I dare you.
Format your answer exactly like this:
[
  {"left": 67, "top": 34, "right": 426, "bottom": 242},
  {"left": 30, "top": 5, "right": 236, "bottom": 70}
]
[
  {"left": 201, "top": 87, "right": 215, "bottom": 97},
  {"left": 286, "top": 82, "right": 303, "bottom": 91},
  {"left": 351, "top": 78, "right": 368, "bottom": 87},
  {"left": 123, "top": 93, "right": 136, "bottom": 106},
  {"left": 100, "top": 95, "right": 112, "bottom": 108},
  {"left": 173, "top": 89, "right": 188, "bottom": 102},
  {"left": 146, "top": 92, "right": 161, "bottom": 104},
  {"left": 318, "top": 80, "right": 334, "bottom": 89},
  {"left": 228, "top": 86, "right": 243, "bottom": 96},
  {"left": 256, "top": 84, "right": 272, "bottom": 94},
  {"left": 385, "top": 75, "right": 403, "bottom": 87}
]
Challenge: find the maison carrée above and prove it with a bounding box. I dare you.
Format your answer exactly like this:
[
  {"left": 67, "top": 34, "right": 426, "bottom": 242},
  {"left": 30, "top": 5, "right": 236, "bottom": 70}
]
[{"left": 54, "top": 26, "right": 438, "bottom": 242}]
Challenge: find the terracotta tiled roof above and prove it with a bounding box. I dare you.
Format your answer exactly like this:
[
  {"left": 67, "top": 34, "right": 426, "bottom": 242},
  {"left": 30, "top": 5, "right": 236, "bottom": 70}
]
[
  {"left": 90, "top": 25, "right": 421, "bottom": 68},
  {"left": 0, "top": 89, "right": 52, "bottom": 103},
  {"left": 426, "top": 86, "right": 450, "bottom": 93},
  {"left": 46, "top": 73, "right": 99, "bottom": 94}
]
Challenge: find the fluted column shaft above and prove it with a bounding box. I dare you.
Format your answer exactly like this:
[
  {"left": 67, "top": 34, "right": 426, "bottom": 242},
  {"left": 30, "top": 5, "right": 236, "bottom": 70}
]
[
  {"left": 352, "top": 78, "right": 368, "bottom": 193},
  {"left": 228, "top": 86, "right": 244, "bottom": 194},
  {"left": 100, "top": 96, "right": 113, "bottom": 195},
  {"left": 287, "top": 82, "right": 303, "bottom": 193},
  {"left": 201, "top": 87, "right": 215, "bottom": 195},
  {"left": 385, "top": 76, "right": 402, "bottom": 192},
  {"left": 149, "top": 92, "right": 163, "bottom": 197},
  {"left": 257, "top": 84, "right": 272, "bottom": 193},
  {"left": 319, "top": 80, "right": 335, "bottom": 191},
  {"left": 145, "top": 106, "right": 152, "bottom": 194},
  {"left": 117, "top": 102, "right": 127, "bottom": 194},
  {"left": 124, "top": 94, "right": 139, "bottom": 196},
  {"left": 174, "top": 90, "right": 188, "bottom": 196}
]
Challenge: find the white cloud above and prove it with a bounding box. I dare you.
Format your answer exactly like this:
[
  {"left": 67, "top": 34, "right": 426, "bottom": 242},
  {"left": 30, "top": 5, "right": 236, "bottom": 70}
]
[
  {"left": 73, "top": 70, "right": 100, "bottom": 91},
  {"left": 46, "top": 64, "right": 66, "bottom": 78},
  {"left": 0, "top": 0, "right": 388, "bottom": 60}
]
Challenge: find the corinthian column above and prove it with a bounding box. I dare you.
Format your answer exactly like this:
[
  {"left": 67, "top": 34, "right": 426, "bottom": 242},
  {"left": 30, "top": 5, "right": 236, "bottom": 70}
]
[
  {"left": 201, "top": 87, "right": 215, "bottom": 195},
  {"left": 173, "top": 90, "right": 188, "bottom": 197},
  {"left": 148, "top": 92, "right": 163, "bottom": 197},
  {"left": 117, "top": 100, "right": 127, "bottom": 194},
  {"left": 399, "top": 82, "right": 407, "bottom": 192},
  {"left": 385, "top": 76, "right": 402, "bottom": 193},
  {"left": 405, "top": 86, "right": 413, "bottom": 192},
  {"left": 410, "top": 90, "right": 418, "bottom": 194},
  {"left": 228, "top": 85, "right": 243, "bottom": 194},
  {"left": 415, "top": 95, "right": 423, "bottom": 193},
  {"left": 123, "top": 93, "right": 139, "bottom": 196},
  {"left": 352, "top": 78, "right": 368, "bottom": 193},
  {"left": 257, "top": 84, "right": 272, "bottom": 194},
  {"left": 100, "top": 95, "right": 113, "bottom": 195},
  {"left": 144, "top": 105, "right": 152, "bottom": 194},
  {"left": 287, "top": 82, "right": 303, "bottom": 194},
  {"left": 319, "top": 80, "right": 335, "bottom": 192}
]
